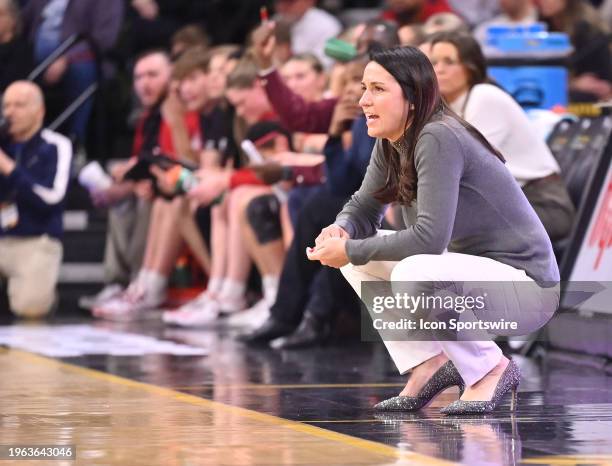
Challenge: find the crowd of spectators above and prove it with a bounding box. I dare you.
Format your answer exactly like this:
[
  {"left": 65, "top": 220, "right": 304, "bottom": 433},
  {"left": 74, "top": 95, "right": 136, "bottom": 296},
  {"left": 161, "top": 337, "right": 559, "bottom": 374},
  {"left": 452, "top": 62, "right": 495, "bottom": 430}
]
[{"left": 0, "top": 0, "right": 610, "bottom": 348}]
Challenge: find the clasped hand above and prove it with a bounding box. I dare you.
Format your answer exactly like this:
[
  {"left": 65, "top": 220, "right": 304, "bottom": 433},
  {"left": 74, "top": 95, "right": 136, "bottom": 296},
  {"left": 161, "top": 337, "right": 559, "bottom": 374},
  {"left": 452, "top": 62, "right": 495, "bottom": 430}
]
[{"left": 306, "top": 224, "right": 350, "bottom": 268}]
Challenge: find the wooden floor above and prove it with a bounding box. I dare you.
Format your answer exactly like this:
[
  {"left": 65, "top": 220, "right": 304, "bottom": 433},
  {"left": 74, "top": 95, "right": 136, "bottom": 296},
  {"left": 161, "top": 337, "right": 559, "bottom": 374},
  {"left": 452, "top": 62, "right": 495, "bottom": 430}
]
[
  {"left": 0, "top": 349, "right": 449, "bottom": 466},
  {"left": 1, "top": 319, "right": 612, "bottom": 465}
]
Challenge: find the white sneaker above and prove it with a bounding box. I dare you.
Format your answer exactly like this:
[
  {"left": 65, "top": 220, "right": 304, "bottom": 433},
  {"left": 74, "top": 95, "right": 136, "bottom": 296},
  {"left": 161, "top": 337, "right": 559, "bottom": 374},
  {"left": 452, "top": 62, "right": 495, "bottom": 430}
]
[
  {"left": 79, "top": 284, "right": 124, "bottom": 310},
  {"left": 162, "top": 290, "right": 211, "bottom": 316},
  {"left": 162, "top": 296, "right": 222, "bottom": 327},
  {"left": 226, "top": 298, "right": 270, "bottom": 329},
  {"left": 92, "top": 283, "right": 165, "bottom": 321},
  {"left": 217, "top": 294, "right": 247, "bottom": 315}
]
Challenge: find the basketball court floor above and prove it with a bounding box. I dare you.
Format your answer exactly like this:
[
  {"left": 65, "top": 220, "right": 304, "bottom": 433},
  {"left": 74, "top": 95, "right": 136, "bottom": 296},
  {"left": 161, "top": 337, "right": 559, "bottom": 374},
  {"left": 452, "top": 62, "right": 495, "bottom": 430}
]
[{"left": 1, "top": 317, "right": 612, "bottom": 466}]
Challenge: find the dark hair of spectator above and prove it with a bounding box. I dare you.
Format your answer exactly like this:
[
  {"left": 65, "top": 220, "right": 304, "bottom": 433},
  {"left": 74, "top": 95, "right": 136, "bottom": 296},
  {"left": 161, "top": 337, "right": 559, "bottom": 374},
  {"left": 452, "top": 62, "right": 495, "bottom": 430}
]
[
  {"left": 226, "top": 57, "right": 259, "bottom": 90},
  {"left": 173, "top": 44, "right": 242, "bottom": 81},
  {"left": 542, "top": 0, "right": 608, "bottom": 38},
  {"left": 134, "top": 48, "right": 171, "bottom": 68},
  {"left": 286, "top": 52, "right": 324, "bottom": 74},
  {"left": 172, "top": 46, "right": 208, "bottom": 80},
  {"left": 429, "top": 31, "right": 488, "bottom": 88},
  {"left": 171, "top": 24, "right": 209, "bottom": 52},
  {"left": 369, "top": 46, "right": 503, "bottom": 205},
  {"left": 209, "top": 44, "right": 241, "bottom": 63}
]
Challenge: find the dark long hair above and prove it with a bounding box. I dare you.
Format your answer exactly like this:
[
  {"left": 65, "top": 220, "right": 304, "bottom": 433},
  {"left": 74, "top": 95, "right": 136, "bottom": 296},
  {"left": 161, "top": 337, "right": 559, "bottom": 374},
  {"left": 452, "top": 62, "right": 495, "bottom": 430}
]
[{"left": 370, "top": 46, "right": 504, "bottom": 205}]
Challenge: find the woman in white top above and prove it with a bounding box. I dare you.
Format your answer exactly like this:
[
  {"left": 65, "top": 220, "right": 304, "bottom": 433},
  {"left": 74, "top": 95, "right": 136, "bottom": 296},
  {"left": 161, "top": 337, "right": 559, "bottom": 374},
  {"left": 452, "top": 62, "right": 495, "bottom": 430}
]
[{"left": 429, "top": 31, "right": 575, "bottom": 241}]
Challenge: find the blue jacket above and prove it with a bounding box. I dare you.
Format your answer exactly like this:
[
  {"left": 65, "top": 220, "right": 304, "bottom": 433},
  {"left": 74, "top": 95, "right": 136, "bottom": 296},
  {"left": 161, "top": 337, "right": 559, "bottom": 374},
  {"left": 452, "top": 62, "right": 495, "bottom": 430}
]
[
  {"left": 0, "top": 129, "right": 72, "bottom": 240},
  {"left": 323, "top": 115, "right": 375, "bottom": 197}
]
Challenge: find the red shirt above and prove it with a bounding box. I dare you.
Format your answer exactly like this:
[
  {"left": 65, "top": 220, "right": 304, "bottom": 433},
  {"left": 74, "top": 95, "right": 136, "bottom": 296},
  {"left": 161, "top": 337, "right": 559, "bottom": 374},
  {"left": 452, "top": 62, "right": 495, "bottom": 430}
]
[
  {"left": 381, "top": 0, "right": 453, "bottom": 24},
  {"left": 132, "top": 110, "right": 202, "bottom": 159}
]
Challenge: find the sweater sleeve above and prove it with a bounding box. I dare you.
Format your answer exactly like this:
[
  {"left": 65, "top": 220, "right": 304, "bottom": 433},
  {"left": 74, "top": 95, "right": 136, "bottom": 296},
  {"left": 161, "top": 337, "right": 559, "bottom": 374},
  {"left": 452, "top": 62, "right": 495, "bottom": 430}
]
[
  {"left": 262, "top": 69, "right": 337, "bottom": 134},
  {"left": 342, "top": 124, "right": 465, "bottom": 265},
  {"left": 333, "top": 139, "right": 388, "bottom": 240}
]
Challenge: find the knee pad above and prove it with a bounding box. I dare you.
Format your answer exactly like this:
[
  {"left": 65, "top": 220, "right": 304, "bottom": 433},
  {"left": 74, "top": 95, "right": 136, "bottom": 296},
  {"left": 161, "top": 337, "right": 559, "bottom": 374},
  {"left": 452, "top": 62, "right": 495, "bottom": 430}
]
[{"left": 246, "top": 194, "right": 282, "bottom": 244}]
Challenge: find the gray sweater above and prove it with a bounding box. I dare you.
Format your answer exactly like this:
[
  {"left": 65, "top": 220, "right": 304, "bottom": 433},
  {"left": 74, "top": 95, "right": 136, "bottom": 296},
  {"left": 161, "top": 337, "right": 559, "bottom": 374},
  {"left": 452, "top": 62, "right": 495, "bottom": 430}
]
[{"left": 335, "top": 114, "right": 560, "bottom": 285}]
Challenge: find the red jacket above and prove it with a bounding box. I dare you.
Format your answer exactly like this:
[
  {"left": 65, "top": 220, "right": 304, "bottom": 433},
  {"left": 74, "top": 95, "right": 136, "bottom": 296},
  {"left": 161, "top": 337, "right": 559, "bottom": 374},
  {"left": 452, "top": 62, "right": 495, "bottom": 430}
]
[{"left": 261, "top": 69, "right": 337, "bottom": 134}]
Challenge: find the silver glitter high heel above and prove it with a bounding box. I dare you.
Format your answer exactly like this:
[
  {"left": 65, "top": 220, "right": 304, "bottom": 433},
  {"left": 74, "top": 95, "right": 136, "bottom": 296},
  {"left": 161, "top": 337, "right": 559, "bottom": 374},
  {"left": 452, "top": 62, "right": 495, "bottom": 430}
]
[
  {"left": 374, "top": 361, "right": 465, "bottom": 412},
  {"left": 440, "top": 358, "right": 521, "bottom": 416}
]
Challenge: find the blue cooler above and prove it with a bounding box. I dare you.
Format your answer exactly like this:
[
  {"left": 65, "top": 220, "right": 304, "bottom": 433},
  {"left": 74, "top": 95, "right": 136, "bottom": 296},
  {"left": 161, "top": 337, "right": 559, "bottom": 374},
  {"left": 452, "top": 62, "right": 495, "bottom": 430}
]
[{"left": 484, "top": 25, "right": 572, "bottom": 110}]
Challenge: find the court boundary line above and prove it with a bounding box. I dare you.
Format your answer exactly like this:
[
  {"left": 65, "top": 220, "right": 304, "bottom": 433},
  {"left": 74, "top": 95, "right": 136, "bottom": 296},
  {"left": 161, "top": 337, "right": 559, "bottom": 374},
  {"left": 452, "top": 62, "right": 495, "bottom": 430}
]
[{"left": 11, "top": 349, "right": 457, "bottom": 466}]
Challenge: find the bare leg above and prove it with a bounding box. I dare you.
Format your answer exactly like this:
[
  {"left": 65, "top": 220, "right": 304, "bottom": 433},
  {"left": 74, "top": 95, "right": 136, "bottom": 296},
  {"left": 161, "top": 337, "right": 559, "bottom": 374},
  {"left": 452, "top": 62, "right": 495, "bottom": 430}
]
[
  {"left": 140, "top": 197, "right": 164, "bottom": 270},
  {"left": 241, "top": 210, "right": 285, "bottom": 277},
  {"left": 208, "top": 199, "right": 229, "bottom": 292},
  {"left": 225, "top": 186, "right": 271, "bottom": 282},
  {"left": 145, "top": 199, "right": 184, "bottom": 276},
  {"left": 280, "top": 202, "right": 293, "bottom": 250}
]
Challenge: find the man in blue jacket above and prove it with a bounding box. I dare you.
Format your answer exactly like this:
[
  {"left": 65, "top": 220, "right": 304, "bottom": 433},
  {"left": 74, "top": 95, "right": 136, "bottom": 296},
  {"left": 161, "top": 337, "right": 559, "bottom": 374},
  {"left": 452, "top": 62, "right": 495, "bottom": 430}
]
[{"left": 0, "top": 80, "right": 72, "bottom": 318}]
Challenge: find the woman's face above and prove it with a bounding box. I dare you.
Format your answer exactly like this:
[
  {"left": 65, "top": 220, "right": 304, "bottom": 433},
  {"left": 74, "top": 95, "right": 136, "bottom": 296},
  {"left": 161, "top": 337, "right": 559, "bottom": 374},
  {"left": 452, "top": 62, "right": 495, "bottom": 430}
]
[
  {"left": 280, "top": 59, "right": 324, "bottom": 102},
  {"left": 430, "top": 41, "right": 470, "bottom": 103},
  {"left": 535, "top": 0, "right": 566, "bottom": 18},
  {"left": 206, "top": 54, "right": 231, "bottom": 100},
  {"left": 359, "top": 61, "right": 410, "bottom": 142}
]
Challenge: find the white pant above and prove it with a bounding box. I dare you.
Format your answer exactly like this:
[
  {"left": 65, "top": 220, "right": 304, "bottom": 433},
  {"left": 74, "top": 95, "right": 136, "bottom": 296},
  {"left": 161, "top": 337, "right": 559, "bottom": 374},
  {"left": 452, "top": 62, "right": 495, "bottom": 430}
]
[
  {"left": 341, "top": 232, "right": 559, "bottom": 385},
  {"left": 0, "top": 235, "right": 63, "bottom": 318}
]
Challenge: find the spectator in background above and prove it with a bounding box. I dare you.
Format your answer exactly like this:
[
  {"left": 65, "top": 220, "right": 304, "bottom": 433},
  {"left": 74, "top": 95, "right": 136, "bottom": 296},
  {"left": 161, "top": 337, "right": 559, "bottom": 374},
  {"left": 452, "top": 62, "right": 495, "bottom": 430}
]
[
  {"left": 241, "top": 58, "right": 374, "bottom": 348},
  {"left": 429, "top": 32, "right": 575, "bottom": 240},
  {"left": 280, "top": 52, "right": 328, "bottom": 153},
  {"left": 537, "top": 0, "right": 612, "bottom": 102},
  {"left": 21, "top": 0, "right": 123, "bottom": 146},
  {"left": 474, "top": 0, "right": 538, "bottom": 47},
  {"left": 601, "top": 0, "right": 612, "bottom": 32},
  {"left": 280, "top": 53, "right": 327, "bottom": 105},
  {"left": 225, "top": 58, "right": 278, "bottom": 147},
  {"left": 250, "top": 19, "right": 401, "bottom": 136},
  {"left": 0, "top": 81, "right": 72, "bottom": 318},
  {"left": 398, "top": 23, "right": 426, "bottom": 46},
  {"left": 129, "top": 0, "right": 198, "bottom": 56},
  {"left": 81, "top": 50, "right": 202, "bottom": 314},
  {"left": 274, "top": 0, "right": 342, "bottom": 69},
  {"left": 422, "top": 12, "right": 469, "bottom": 35},
  {"left": 176, "top": 45, "right": 240, "bottom": 168},
  {"left": 381, "top": 0, "right": 453, "bottom": 26},
  {"left": 170, "top": 24, "right": 209, "bottom": 61},
  {"left": 0, "top": 0, "right": 32, "bottom": 94},
  {"left": 447, "top": 0, "right": 500, "bottom": 27},
  {"left": 355, "top": 19, "right": 400, "bottom": 54}
]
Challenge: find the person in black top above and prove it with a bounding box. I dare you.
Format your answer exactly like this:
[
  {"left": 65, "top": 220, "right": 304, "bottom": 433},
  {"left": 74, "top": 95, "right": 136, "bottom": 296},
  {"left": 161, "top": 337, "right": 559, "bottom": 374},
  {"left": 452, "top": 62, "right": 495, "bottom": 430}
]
[
  {"left": 538, "top": 0, "right": 612, "bottom": 102},
  {"left": 0, "top": 0, "right": 32, "bottom": 94}
]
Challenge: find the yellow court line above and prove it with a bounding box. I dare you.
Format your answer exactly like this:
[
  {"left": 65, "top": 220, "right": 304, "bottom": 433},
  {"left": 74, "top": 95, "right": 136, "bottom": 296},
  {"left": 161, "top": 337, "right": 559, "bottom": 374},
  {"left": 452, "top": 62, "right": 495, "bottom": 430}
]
[
  {"left": 522, "top": 455, "right": 612, "bottom": 465},
  {"left": 13, "top": 349, "right": 457, "bottom": 466}
]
